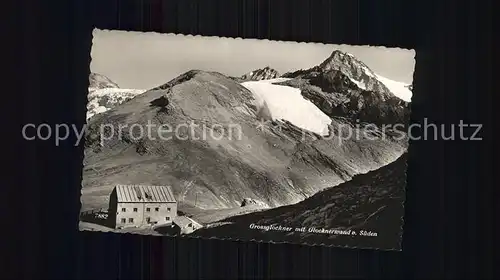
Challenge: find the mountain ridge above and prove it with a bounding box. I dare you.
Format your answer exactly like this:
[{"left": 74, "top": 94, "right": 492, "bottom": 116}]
[
  {"left": 284, "top": 50, "right": 412, "bottom": 102},
  {"left": 82, "top": 51, "right": 410, "bottom": 225},
  {"left": 192, "top": 152, "right": 407, "bottom": 249},
  {"left": 83, "top": 69, "right": 406, "bottom": 215},
  {"left": 89, "top": 72, "right": 120, "bottom": 89},
  {"left": 87, "top": 72, "right": 145, "bottom": 120}
]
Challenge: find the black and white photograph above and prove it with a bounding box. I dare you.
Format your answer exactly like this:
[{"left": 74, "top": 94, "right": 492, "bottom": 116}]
[{"left": 80, "top": 29, "right": 414, "bottom": 250}]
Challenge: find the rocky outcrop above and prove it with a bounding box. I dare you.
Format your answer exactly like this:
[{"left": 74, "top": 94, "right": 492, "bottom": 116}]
[{"left": 279, "top": 50, "right": 411, "bottom": 127}]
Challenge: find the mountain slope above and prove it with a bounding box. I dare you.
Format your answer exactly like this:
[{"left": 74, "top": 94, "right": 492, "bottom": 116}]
[
  {"left": 241, "top": 78, "right": 332, "bottom": 136},
  {"left": 87, "top": 73, "right": 145, "bottom": 120},
  {"left": 89, "top": 73, "right": 119, "bottom": 89},
  {"left": 281, "top": 50, "right": 411, "bottom": 126},
  {"left": 193, "top": 152, "right": 407, "bottom": 249},
  {"left": 315, "top": 50, "right": 391, "bottom": 94},
  {"left": 375, "top": 75, "right": 412, "bottom": 102},
  {"left": 82, "top": 69, "right": 406, "bottom": 216},
  {"left": 87, "top": 87, "right": 146, "bottom": 120},
  {"left": 280, "top": 51, "right": 410, "bottom": 126},
  {"left": 239, "top": 66, "right": 280, "bottom": 81}
]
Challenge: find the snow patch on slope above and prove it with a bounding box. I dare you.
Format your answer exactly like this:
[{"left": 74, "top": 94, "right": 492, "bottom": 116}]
[
  {"left": 241, "top": 79, "right": 332, "bottom": 136},
  {"left": 375, "top": 75, "right": 412, "bottom": 102},
  {"left": 87, "top": 87, "right": 145, "bottom": 119},
  {"left": 349, "top": 79, "right": 367, "bottom": 90}
]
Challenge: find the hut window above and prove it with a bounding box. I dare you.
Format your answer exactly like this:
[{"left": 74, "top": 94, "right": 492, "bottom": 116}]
[
  {"left": 155, "top": 207, "right": 159, "bottom": 212},
  {"left": 121, "top": 208, "right": 126, "bottom": 212},
  {"left": 146, "top": 207, "right": 151, "bottom": 212},
  {"left": 128, "top": 218, "right": 134, "bottom": 223},
  {"left": 133, "top": 208, "right": 138, "bottom": 212},
  {"left": 167, "top": 207, "right": 171, "bottom": 211},
  {"left": 146, "top": 217, "right": 151, "bottom": 223},
  {"left": 165, "top": 217, "right": 170, "bottom": 221},
  {"left": 121, "top": 218, "right": 126, "bottom": 223}
]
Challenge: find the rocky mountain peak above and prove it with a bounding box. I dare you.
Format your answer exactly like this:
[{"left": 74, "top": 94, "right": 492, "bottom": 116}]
[
  {"left": 320, "top": 51, "right": 373, "bottom": 75},
  {"left": 240, "top": 66, "right": 280, "bottom": 81},
  {"left": 277, "top": 50, "right": 410, "bottom": 126}
]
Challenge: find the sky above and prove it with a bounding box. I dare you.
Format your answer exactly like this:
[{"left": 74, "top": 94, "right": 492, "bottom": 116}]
[{"left": 90, "top": 29, "right": 415, "bottom": 90}]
